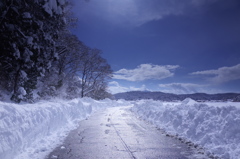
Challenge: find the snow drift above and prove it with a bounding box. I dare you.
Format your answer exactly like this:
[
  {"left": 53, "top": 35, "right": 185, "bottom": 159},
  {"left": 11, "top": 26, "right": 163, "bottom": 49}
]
[
  {"left": 131, "top": 98, "right": 240, "bottom": 159},
  {"left": 0, "top": 98, "right": 127, "bottom": 159},
  {"left": 1, "top": 97, "right": 240, "bottom": 159}
]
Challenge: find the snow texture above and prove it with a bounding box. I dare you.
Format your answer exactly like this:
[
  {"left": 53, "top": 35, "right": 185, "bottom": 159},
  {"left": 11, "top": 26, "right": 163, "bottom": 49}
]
[
  {"left": 0, "top": 98, "right": 128, "bottom": 159},
  {"left": 58, "top": 0, "right": 65, "bottom": 5},
  {"left": 17, "top": 87, "right": 27, "bottom": 100},
  {"left": 1, "top": 98, "right": 240, "bottom": 159},
  {"left": 131, "top": 98, "right": 240, "bottom": 159},
  {"left": 22, "top": 12, "right": 32, "bottom": 19},
  {"left": 43, "top": 0, "right": 65, "bottom": 16}
]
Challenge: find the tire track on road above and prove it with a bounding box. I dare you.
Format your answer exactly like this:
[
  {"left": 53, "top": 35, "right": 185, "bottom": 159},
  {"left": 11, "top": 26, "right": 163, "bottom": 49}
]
[{"left": 109, "top": 117, "right": 136, "bottom": 159}]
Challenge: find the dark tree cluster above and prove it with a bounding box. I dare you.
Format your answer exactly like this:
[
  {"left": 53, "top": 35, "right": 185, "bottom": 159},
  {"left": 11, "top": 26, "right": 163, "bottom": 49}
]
[{"left": 0, "top": 0, "right": 112, "bottom": 102}]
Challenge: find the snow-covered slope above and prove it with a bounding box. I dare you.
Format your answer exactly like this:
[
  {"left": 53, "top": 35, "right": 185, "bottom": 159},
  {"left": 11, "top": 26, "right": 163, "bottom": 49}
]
[
  {"left": 131, "top": 99, "right": 240, "bottom": 159},
  {"left": 0, "top": 98, "right": 128, "bottom": 159}
]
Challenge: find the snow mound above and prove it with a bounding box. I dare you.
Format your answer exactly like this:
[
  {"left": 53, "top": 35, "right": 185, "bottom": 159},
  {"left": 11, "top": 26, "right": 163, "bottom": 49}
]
[
  {"left": 181, "top": 98, "right": 197, "bottom": 106},
  {"left": 0, "top": 98, "right": 128, "bottom": 159},
  {"left": 233, "top": 95, "right": 240, "bottom": 102},
  {"left": 131, "top": 99, "right": 240, "bottom": 159}
]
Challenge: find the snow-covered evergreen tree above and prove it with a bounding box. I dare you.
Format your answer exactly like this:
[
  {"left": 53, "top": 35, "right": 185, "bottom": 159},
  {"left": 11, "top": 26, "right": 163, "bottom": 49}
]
[
  {"left": 0, "top": 0, "right": 113, "bottom": 102},
  {"left": 0, "top": 0, "right": 67, "bottom": 102}
]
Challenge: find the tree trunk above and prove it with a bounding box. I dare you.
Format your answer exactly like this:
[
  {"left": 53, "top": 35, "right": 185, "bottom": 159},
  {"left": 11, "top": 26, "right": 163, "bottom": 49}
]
[{"left": 13, "top": 68, "right": 21, "bottom": 95}]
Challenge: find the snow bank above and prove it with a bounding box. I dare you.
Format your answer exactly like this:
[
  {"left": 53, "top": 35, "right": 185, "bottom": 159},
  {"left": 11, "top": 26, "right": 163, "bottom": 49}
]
[
  {"left": 131, "top": 99, "right": 240, "bottom": 159},
  {"left": 0, "top": 98, "right": 128, "bottom": 159}
]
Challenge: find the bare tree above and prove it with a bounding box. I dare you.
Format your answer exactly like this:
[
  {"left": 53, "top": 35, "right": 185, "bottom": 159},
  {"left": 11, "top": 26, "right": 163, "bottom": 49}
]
[{"left": 78, "top": 48, "right": 112, "bottom": 99}]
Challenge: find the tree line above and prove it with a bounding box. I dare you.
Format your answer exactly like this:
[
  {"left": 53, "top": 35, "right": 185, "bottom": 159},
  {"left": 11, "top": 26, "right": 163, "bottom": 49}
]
[{"left": 0, "top": 0, "right": 112, "bottom": 102}]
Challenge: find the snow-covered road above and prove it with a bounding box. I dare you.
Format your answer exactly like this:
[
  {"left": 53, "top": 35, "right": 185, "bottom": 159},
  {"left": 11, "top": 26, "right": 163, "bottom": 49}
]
[{"left": 46, "top": 106, "right": 209, "bottom": 159}]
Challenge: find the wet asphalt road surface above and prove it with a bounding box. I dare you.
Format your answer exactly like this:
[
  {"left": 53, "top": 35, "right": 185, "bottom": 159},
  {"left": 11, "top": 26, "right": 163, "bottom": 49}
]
[{"left": 46, "top": 106, "right": 209, "bottom": 159}]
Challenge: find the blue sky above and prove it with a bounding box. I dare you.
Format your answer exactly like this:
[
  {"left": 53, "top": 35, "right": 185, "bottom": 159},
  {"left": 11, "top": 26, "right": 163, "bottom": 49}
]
[{"left": 70, "top": 0, "right": 240, "bottom": 94}]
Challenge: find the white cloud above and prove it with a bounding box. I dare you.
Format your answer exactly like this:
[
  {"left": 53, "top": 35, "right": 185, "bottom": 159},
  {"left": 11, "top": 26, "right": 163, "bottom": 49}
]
[
  {"left": 159, "top": 83, "right": 223, "bottom": 94},
  {"left": 108, "top": 81, "right": 148, "bottom": 94},
  {"left": 107, "top": 81, "right": 129, "bottom": 94},
  {"left": 109, "top": 81, "right": 222, "bottom": 94},
  {"left": 129, "top": 85, "right": 148, "bottom": 92},
  {"left": 191, "top": 64, "right": 240, "bottom": 83},
  {"left": 72, "top": 0, "right": 220, "bottom": 27},
  {"left": 158, "top": 83, "right": 219, "bottom": 94},
  {"left": 113, "top": 64, "right": 179, "bottom": 81}
]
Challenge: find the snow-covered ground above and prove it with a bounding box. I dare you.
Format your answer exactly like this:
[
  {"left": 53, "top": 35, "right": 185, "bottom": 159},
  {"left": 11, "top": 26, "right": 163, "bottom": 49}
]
[
  {"left": 1, "top": 98, "right": 240, "bottom": 159},
  {"left": 131, "top": 98, "right": 240, "bottom": 159},
  {"left": 0, "top": 98, "right": 128, "bottom": 159}
]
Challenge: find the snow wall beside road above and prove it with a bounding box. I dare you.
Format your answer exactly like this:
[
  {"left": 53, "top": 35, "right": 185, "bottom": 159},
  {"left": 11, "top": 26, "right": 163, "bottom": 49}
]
[
  {"left": 0, "top": 98, "right": 128, "bottom": 159},
  {"left": 131, "top": 98, "right": 240, "bottom": 159}
]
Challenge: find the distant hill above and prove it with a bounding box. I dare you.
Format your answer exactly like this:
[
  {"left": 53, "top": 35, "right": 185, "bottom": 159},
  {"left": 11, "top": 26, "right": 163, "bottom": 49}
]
[{"left": 114, "top": 91, "right": 240, "bottom": 101}]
